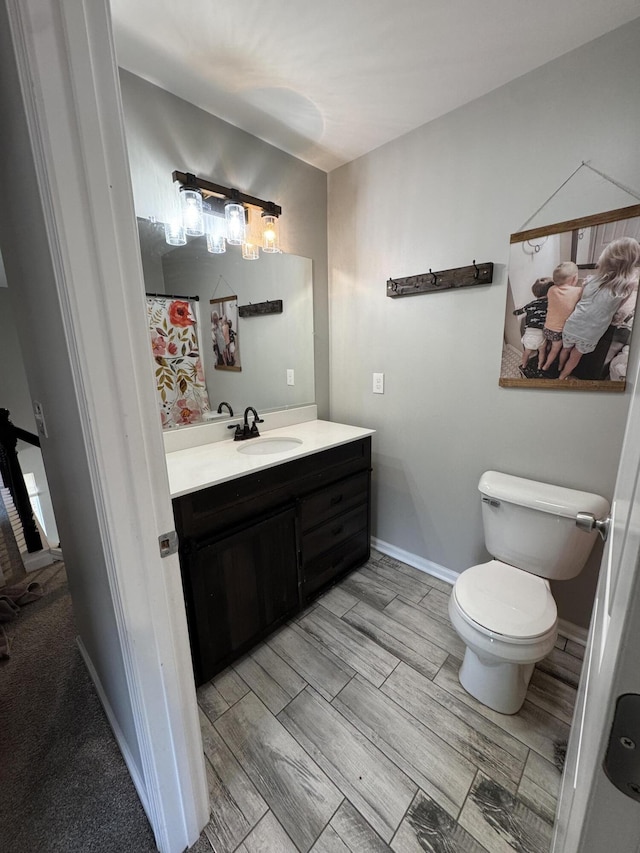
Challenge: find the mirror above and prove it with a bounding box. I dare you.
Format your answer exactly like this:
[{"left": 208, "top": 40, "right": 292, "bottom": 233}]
[{"left": 138, "top": 219, "right": 315, "bottom": 426}]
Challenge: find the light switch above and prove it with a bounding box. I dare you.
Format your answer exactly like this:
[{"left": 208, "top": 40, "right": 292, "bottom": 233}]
[
  {"left": 287, "top": 369, "right": 295, "bottom": 386},
  {"left": 373, "top": 372, "right": 384, "bottom": 394}
]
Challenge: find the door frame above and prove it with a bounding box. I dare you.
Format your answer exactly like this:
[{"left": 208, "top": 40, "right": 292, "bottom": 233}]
[{"left": 0, "top": 1, "right": 208, "bottom": 850}]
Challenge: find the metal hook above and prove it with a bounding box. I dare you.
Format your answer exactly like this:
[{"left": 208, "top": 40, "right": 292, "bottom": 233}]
[
  {"left": 472, "top": 260, "right": 479, "bottom": 280},
  {"left": 429, "top": 269, "right": 437, "bottom": 286}
]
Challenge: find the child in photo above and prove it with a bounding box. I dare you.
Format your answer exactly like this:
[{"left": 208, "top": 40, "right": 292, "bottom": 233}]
[
  {"left": 512, "top": 276, "right": 553, "bottom": 375},
  {"left": 540, "top": 261, "right": 583, "bottom": 372},
  {"left": 558, "top": 237, "right": 640, "bottom": 380}
]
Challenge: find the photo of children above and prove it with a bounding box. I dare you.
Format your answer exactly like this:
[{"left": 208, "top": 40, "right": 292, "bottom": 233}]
[
  {"left": 500, "top": 207, "right": 640, "bottom": 390},
  {"left": 210, "top": 295, "right": 241, "bottom": 371}
]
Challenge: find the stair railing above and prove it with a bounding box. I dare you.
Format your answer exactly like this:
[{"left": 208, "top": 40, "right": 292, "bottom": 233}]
[{"left": 0, "top": 408, "right": 43, "bottom": 553}]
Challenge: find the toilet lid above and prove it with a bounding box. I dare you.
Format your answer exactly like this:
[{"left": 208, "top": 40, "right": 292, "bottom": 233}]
[{"left": 455, "top": 560, "right": 557, "bottom": 639}]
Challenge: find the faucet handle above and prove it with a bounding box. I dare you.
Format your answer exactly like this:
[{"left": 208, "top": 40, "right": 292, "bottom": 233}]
[{"left": 228, "top": 423, "right": 243, "bottom": 440}]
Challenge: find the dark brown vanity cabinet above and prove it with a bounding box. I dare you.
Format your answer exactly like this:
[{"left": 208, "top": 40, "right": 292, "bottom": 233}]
[{"left": 173, "top": 436, "right": 371, "bottom": 685}]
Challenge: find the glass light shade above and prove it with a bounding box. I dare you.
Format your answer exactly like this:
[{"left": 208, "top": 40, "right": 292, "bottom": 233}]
[
  {"left": 204, "top": 207, "right": 227, "bottom": 254},
  {"left": 164, "top": 216, "right": 186, "bottom": 246},
  {"left": 242, "top": 239, "right": 259, "bottom": 260},
  {"left": 261, "top": 213, "right": 280, "bottom": 253},
  {"left": 180, "top": 187, "right": 204, "bottom": 236},
  {"left": 225, "top": 201, "right": 246, "bottom": 245}
]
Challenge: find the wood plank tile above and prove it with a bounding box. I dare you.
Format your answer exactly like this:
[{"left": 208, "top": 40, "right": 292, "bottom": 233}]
[
  {"left": 367, "top": 557, "right": 441, "bottom": 600},
  {"left": 342, "top": 600, "right": 447, "bottom": 680},
  {"left": 391, "top": 790, "right": 489, "bottom": 853},
  {"left": 215, "top": 692, "right": 342, "bottom": 853},
  {"left": 268, "top": 623, "right": 354, "bottom": 700},
  {"left": 279, "top": 688, "right": 417, "bottom": 843},
  {"left": 242, "top": 810, "right": 299, "bottom": 853},
  {"left": 198, "top": 709, "right": 267, "bottom": 853},
  {"left": 318, "top": 585, "right": 360, "bottom": 617},
  {"left": 565, "top": 639, "right": 586, "bottom": 661},
  {"left": 298, "top": 606, "right": 399, "bottom": 687},
  {"left": 234, "top": 643, "right": 307, "bottom": 714},
  {"left": 458, "top": 772, "right": 552, "bottom": 853},
  {"left": 334, "top": 675, "right": 476, "bottom": 816},
  {"left": 340, "top": 572, "right": 398, "bottom": 610},
  {"left": 417, "top": 588, "right": 452, "bottom": 625},
  {"left": 329, "top": 800, "right": 391, "bottom": 853},
  {"left": 536, "top": 646, "right": 583, "bottom": 689},
  {"left": 214, "top": 667, "right": 250, "bottom": 704},
  {"left": 358, "top": 563, "right": 424, "bottom": 603},
  {"left": 554, "top": 635, "right": 567, "bottom": 651},
  {"left": 383, "top": 597, "right": 468, "bottom": 660},
  {"left": 518, "top": 751, "right": 562, "bottom": 825},
  {"left": 377, "top": 556, "right": 453, "bottom": 595},
  {"left": 381, "top": 663, "right": 526, "bottom": 791},
  {"left": 311, "top": 825, "right": 351, "bottom": 853},
  {"left": 527, "top": 668, "right": 577, "bottom": 725},
  {"left": 434, "top": 657, "right": 570, "bottom": 766},
  {"left": 197, "top": 681, "right": 229, "bottom": 723}
]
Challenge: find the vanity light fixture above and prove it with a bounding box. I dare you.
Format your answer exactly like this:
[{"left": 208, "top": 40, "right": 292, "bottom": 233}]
[{"left": 169, "top": 170, "right": 283, "bottom": 260}]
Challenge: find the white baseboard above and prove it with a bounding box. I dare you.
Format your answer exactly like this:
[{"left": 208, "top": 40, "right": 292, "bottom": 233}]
[
  {"left": 76, "top": 637, "right": 150, "bottom": 822},
  {"left": 371, "top": 537, "right": 457, "bottom": 586},
  {"left": 371, "top": 536, "right": 589, "bottom": 647},
  {"left": 557, "top": 618, "right": 588, "bottom": 647},
  {"left": 22, "top": 548, "right": 54, "bottom": 572}
]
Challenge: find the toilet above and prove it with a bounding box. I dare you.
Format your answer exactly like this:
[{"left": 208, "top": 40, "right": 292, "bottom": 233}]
[{"left": 449, "top": 471, "right": 609, "bottom": 715}]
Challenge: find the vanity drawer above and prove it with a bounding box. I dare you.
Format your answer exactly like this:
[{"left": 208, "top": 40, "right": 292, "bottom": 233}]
[
  {"left": 299, "top": 471, "right": 369, "bottom": 533},
  {"left": 302, "top": 503, "right": 368, "bottom": 564},
  {"left": 302, "top": 529, "right": 370, "bottom": 600}
]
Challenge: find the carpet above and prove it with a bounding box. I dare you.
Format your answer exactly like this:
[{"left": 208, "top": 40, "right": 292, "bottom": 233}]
[{"left": 0, "top": 561, "right": 160, "bottom": 853}]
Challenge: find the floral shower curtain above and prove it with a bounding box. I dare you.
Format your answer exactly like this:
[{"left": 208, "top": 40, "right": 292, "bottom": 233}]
[{"left": 146, "top": 296, "right": 211, "bottom": 428}]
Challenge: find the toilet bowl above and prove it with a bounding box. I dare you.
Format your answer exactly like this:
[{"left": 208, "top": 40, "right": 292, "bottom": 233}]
[
  {"left": 448, "top": 471, "right": 608, "bottom": 715},
  {"left": 448, "top": 560, "right": 558, "bottom": 714}
]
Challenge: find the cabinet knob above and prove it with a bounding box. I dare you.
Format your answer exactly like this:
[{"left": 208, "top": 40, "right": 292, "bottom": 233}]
[
  {"left": 330, "top": 494, "right": 343, "bottom": 506},
  {"left": 332, "top": 525, "right": 344, "bottom": 537}
]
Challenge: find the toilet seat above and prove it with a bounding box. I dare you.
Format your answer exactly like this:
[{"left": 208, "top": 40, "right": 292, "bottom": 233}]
[{"left": 454, "top": 560, "right": 557, "bottom": 640}]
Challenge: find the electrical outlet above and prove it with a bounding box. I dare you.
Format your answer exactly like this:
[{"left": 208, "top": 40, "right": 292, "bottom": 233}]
[
  {"left": 372, "top": 372, "right": 384, "bottom": 394},
  {"left": 286, "top": 368, "right": 295, "bottom": 386}
]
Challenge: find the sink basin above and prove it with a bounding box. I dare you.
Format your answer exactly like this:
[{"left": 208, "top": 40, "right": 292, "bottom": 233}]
[{"left": 237, "top": 437, "right": 303, "bottom": 456}]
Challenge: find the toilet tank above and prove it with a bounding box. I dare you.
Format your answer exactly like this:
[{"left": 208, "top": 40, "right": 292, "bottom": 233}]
[{"left": 479, "top": 471, "right": 610, "bottom": 580}]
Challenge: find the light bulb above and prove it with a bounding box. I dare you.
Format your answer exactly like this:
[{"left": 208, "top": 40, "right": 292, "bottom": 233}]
[
  {"left": 225, "top": 201, "right": 246, "bottom": 245},
  {"left": 204, "top": 204, "right": 226, "bottom": 254},
  {"left": 164, "top": 215, "right": 186, "bottom": 246},
  {"left": 180, "top": 188, "right": 204, "bottom": 236},
  {"left": 261, "top": 213, "right": 280, "bottom": 253},
  {"left": 242, "top": 240, "right": 259, "bottom": 260}
]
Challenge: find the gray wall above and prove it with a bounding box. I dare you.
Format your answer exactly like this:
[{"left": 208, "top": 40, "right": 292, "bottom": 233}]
[
  {"left": 328, "top": 21, "right": 640, "bottom": 628},
  {"left": 119, "top": 70, "right": 330, "bottom": 418}
]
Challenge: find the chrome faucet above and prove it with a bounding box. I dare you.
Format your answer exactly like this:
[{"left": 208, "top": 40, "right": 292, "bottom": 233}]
[{"left": 217, "top": 401, "right": 234, "bottom": 416}]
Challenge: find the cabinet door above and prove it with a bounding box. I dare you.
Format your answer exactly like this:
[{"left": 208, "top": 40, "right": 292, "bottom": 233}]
[{"left": 184, "top": 506, "right": 299, "bottom": 684}]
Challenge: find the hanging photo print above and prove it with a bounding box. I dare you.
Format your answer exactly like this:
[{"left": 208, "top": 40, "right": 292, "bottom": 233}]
[
  {"left": 500, "top": 204, "right": 640, "bottom": 391},
  {"left": 146, "top": 295, "right": 211, "bottom": 428},
  {"left": 211, "top": 295, "right": 241, "bottom": 371}
]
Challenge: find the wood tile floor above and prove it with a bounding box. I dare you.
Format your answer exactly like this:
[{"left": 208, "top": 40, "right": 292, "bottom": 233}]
[{"left": 195, "top": 550, "right": 583, "bottom": 853}]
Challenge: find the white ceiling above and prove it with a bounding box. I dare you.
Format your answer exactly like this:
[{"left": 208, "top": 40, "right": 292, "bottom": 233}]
[{"left": 111, "top": 0, "right": 639, "bottom": 173}]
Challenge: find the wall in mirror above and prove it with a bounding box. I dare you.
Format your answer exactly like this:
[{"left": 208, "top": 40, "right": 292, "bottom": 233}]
[{"left": 138, "top": 219, "right": 315, "bottom": 426}]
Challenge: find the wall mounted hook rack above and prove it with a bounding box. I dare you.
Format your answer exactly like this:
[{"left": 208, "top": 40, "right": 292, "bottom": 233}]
[{"left": 387, "top": 261, "right": 493, "bottom": 298}]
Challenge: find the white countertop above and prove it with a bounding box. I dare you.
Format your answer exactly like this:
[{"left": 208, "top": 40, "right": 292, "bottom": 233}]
[{"left": 166, "top": 419, "right": 375, "bottom": 498}]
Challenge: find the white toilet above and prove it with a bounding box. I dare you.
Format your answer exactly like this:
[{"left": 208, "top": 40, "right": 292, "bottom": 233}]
[{"left": 448, "top": 471, "right": 609, "bottom": 715}]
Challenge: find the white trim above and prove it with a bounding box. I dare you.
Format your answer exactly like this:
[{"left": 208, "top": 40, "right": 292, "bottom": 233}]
[
  {"left": 372, "top": 536, "right": 590, "bottom": 648},
  {"left": 371, "top": 536, "right": 457, "bottom": 586},
  {"left": 557, "top": 618, "right": 589, "bottom": 648},
  {"left": 76, "top": 637, "right": 150, "bottom": 821}
]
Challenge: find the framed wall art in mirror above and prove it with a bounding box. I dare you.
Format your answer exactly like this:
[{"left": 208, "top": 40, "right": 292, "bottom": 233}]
[
  {"left": 500, "top": 204, "right": 640, "bottom": 391},
  {"left": 210, "top": 295, "right": 240, "bottom": 371}
]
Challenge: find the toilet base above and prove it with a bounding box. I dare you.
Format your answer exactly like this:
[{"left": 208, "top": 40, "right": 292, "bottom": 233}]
[{"left": 459, "top": 647, "right": 535, "bottom": 715}]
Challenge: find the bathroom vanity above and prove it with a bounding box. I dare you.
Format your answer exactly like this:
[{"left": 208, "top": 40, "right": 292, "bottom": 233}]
[{"left": 168, "top": 421, "right": 373, "bottom": 685}]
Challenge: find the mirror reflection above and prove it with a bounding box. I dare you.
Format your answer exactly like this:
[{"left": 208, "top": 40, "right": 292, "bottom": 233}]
[{"left": 138, "top": 219, "right": 315, "bottom": 427}]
